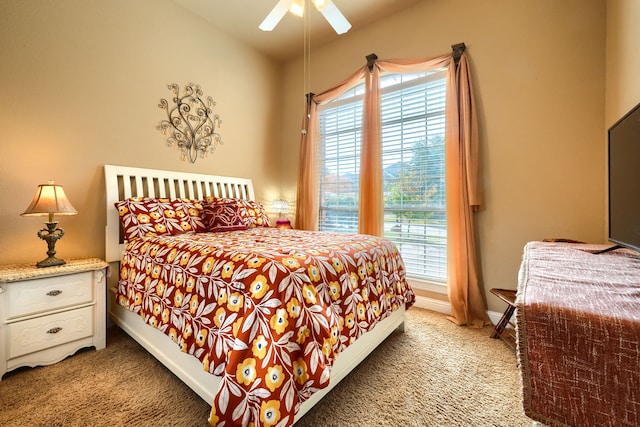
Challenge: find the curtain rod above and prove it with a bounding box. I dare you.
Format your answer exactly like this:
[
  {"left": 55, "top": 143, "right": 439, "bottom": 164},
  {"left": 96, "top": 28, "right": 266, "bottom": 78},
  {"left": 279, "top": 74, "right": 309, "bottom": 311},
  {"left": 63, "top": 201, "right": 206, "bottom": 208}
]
[
  {"left": 306, "top": 44, "right": 465, "bottom": 104},
  {"left": 366, "top": 45, "right": 465, "bottom": 69}
]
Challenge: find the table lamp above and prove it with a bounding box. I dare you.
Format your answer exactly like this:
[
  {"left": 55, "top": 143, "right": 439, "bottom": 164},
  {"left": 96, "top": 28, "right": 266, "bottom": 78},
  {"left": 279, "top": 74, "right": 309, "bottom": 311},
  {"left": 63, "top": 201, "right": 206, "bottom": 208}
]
[
  {"left": 272, "top": 200, "right": 292, "bottom": 229},
  {"left": 21, "top": 181, "right": 78, "bottom": 268}
]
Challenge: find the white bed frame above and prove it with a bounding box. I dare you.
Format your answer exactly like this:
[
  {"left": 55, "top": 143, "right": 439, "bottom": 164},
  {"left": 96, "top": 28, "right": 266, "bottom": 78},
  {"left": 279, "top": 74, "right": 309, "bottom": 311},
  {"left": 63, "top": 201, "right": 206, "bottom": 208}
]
[{"left": 104, "top": 164, "right": 406, "bottom": 423}]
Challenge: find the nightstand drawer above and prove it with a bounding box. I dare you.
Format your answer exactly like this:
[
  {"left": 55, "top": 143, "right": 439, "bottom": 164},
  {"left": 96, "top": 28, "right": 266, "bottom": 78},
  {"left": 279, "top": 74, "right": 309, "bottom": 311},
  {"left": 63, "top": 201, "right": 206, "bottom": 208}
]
[
  {"left": 7, "top": 306, "right": 94, "bottom": 359},
  {"left": 5, "top": 272, "right": 93, "bottom": 319}
]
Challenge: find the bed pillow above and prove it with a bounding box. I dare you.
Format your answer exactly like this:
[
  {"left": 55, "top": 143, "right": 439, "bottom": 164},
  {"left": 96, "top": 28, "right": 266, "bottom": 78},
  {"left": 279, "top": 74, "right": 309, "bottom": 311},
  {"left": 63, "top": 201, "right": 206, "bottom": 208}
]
[
  {"left": 115, "top": 197, "right": 205, "bottom": 241},
  {"left": 203, "top": 202, "right": 248, "bottom": 232},
  {"left": 203, "top": 196, "right": 271, "bottom": 228},
  {"left": 242, "top": 199, "right": 271, "bottom": 228}
]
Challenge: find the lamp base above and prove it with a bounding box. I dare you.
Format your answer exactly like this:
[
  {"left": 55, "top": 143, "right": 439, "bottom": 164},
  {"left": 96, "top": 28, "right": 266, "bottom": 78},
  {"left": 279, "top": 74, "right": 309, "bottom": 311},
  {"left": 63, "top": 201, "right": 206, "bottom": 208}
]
[
  {"left": 275, "top": 219, "right": 292, "bottom": 229},
  {"left": 35, "top": 222, "right": 66, "bottom": 268},
  {"left": 37, "top": 256, "right": 66, "bottom": 268}
]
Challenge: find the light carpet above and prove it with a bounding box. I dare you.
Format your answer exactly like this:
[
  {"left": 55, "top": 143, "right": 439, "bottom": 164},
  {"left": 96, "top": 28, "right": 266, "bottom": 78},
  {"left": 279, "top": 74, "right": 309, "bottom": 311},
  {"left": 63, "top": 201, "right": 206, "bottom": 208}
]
[{"left": 0, "top": 308, "right": 531, "bottom": 426}]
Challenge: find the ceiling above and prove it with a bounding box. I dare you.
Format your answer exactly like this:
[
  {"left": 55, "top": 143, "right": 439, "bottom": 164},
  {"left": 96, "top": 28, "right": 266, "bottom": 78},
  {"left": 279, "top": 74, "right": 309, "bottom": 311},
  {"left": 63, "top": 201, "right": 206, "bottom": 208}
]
[{"left": 172, "top": 0, "right": 423, "bottom": 62}]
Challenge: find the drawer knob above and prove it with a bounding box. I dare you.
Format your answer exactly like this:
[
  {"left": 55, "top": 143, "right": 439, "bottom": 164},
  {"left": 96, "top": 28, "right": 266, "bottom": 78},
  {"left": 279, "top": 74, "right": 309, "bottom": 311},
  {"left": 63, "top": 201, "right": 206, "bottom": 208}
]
[
  {"left": 46, "top": 290, "right": 63, "bottom": 296},
  {"left": 47, "top": 327, "right": 63, "bottom": 334}
]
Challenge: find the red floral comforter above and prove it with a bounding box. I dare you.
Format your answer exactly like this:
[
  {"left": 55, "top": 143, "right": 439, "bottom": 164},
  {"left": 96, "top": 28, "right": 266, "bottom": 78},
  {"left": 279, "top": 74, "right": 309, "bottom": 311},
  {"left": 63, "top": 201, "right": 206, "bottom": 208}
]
[{"left": 117, "top": 227, "right": 414, "bottom": 426}]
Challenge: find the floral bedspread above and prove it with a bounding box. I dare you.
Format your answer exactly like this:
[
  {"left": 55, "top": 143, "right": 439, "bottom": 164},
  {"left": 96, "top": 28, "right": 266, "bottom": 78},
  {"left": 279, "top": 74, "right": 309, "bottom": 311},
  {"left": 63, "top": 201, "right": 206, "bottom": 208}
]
[{"left": 117, "top": 227, "right": 414, "bottom": 426}]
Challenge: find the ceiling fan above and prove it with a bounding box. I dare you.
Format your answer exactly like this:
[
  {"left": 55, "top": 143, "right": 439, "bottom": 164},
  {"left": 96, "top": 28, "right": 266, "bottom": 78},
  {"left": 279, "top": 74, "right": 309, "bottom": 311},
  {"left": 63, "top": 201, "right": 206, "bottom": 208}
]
[{"left": 259, "top": 0, "right": 352, "bottom": 34}]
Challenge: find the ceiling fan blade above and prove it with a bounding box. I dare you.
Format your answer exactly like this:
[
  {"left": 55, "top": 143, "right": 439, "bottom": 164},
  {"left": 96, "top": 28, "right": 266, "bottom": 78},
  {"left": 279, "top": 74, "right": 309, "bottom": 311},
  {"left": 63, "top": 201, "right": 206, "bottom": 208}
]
[
  {"left": 318, "top": 0, "right": 351, "bottom": 34},
  {"left": 259, "top": 0, "right": 293, "bottom": 31}
]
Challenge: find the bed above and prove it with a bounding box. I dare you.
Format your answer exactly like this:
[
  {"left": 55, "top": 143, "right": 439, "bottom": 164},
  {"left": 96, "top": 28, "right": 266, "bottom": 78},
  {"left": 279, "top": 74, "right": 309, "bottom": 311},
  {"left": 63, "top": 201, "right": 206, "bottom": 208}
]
[{"left": 104, "top": 164, "right": 415, "bottom": 426}]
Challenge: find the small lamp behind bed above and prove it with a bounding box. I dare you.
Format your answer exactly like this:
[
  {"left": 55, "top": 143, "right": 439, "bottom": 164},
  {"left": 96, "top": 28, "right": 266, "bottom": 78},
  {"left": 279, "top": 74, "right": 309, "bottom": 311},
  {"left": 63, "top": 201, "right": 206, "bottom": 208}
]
[
  {"left": 272, "top": 200, "right": 292, "bottom": 229},
  {"left": 21, "top": 181, "right": 78, "bottom": 268}
]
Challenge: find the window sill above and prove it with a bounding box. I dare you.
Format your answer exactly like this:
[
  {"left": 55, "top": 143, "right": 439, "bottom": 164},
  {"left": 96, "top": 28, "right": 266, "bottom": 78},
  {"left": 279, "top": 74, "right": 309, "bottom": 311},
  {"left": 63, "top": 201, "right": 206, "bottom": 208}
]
[{"left": 407, "top": 277, "right": 447, "bottom": 295}]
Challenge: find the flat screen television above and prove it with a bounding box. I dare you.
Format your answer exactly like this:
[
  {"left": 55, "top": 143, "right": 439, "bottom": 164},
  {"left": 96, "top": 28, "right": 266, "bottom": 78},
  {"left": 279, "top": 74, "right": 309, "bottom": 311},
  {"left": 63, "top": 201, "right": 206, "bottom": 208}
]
[{"left": 608, "top": 101, "right": 640, "bottom": 253}]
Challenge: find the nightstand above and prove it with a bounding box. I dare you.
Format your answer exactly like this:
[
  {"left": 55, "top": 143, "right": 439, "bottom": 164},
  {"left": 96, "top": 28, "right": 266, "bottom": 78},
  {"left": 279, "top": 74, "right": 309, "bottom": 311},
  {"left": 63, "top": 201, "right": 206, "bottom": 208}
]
[{"left": 0, "top": 258, "right": 108, "bottom": 379}]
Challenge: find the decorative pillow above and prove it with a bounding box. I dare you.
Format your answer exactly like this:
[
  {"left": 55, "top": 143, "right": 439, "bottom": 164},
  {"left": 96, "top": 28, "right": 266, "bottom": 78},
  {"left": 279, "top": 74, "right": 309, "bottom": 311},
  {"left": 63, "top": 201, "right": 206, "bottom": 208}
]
[
  {"left": 203, "top": 202, "right": 248, "bottom": 232},
  {"left": 115, "top": 197, "right": 205, "bottom": 241},
  {"left": 202, "top": 196, "right": 271, "bottom": 228}
]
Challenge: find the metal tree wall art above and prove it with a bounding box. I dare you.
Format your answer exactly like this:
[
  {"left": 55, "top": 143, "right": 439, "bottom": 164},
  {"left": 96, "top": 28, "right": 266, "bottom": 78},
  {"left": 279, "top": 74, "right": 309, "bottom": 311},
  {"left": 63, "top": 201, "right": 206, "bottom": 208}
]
[{"left": 157, "top": 83, "right": 223, "bottom": 163}]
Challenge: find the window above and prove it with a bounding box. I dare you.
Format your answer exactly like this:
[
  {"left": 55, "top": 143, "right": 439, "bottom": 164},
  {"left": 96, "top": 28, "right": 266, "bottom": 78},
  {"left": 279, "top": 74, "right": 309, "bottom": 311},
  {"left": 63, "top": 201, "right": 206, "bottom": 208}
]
[{"left": 318, "top": 70, "right": 448, "bottom": 288}]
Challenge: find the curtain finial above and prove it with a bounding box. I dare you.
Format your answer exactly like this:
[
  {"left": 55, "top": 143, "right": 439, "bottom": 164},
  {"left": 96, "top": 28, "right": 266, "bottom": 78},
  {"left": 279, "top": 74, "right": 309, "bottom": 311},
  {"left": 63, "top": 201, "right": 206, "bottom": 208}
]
[
  {"left": 366, "top": 53, "right": 378, "bottom": 72},
  {"left": 305, "top": 92, "right": 315, "bottom": 117},
  {"left": 302, "top": 92, "right": 315, "bottom": 136},
  {"left": 452, "top": 43, "right": 466, "bottom": 64},
  {"left": 305, "top": 92, "right": 315, "bottom": 109}
]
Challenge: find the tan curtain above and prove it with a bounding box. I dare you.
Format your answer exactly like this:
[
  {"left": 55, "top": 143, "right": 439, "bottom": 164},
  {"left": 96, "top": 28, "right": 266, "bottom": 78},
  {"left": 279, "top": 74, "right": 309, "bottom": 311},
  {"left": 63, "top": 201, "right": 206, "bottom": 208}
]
[
  {"left": 295, "top": 101, "right": 319, "bottom": 230},
  {"left": 443, "top": 53, "right": 488, "bottom": 327},
  {"left": 295, "top": 50, "right": 488, "bottom": 327},
  {"left": 358, "top": 67, "right": 383, "bottom": 236}
]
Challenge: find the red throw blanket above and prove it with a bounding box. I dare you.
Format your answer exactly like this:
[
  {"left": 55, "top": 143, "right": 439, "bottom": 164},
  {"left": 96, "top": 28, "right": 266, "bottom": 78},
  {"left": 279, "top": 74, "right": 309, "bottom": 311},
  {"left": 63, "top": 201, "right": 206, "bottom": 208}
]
[
  {"left": 117, "top": 228, "right": 414, "bottom": 426},
  {"left": 516, "top": 241, "right": 640, "bottom": 426}
]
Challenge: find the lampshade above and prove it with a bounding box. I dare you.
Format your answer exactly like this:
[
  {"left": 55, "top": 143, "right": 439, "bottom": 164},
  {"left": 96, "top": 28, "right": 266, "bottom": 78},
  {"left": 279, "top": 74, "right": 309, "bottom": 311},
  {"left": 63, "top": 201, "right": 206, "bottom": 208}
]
[
  {"left": 22, "top": 181, "right": 78, "bottom": 219},
  {"left": 272, "top": 200, "right": 290, "bottom": 215}
]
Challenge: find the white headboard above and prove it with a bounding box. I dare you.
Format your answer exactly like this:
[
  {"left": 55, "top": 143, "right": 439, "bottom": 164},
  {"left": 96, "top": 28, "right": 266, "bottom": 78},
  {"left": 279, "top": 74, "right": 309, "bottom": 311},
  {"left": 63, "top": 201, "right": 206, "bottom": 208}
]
[{"left": 104, "top": 164, "right": 255, "bottom": 263}]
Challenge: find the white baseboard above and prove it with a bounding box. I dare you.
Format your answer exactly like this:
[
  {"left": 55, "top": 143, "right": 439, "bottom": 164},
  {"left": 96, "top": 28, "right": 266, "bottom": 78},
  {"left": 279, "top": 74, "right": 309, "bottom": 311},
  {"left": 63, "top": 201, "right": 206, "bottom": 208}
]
[
  {"left": 412, "top": 295, "right": 505, "bottom": 327},
  {"left": 413, "top": 294, "right": 451, "bottom": 315}
]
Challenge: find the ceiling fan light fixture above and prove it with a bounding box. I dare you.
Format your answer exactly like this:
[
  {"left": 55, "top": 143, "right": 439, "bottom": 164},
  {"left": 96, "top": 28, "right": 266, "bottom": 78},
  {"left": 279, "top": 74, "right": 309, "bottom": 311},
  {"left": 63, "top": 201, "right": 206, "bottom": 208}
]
[
  {"left": 260, "top": 0, "right": 350, "bottom": 34},
  {"left": 312, "top": 0, "right": 329, "bottom": 11},
  {"left": 289, "top": 0, "right": 305, "bottom": 17}
]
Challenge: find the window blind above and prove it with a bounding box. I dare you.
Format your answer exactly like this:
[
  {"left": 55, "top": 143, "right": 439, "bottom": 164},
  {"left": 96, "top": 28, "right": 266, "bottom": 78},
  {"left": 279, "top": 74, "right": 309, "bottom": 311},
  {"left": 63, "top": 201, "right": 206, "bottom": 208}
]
[{"left": 318, "top": 70, "right": 448, "bottom": 283}]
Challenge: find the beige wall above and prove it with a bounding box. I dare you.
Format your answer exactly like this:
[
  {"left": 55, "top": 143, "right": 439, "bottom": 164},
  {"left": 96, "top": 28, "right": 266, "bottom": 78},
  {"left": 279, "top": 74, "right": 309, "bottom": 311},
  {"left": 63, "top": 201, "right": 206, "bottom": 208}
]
[
  {"left": 0, "top": 0, "right": 282, "bottom": 265},
  {"left": 606, "top": 1, "right": 640, "bottom": 126},
  {"left": 281, "top": 0, "right": 607, "bottom": 312}
]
